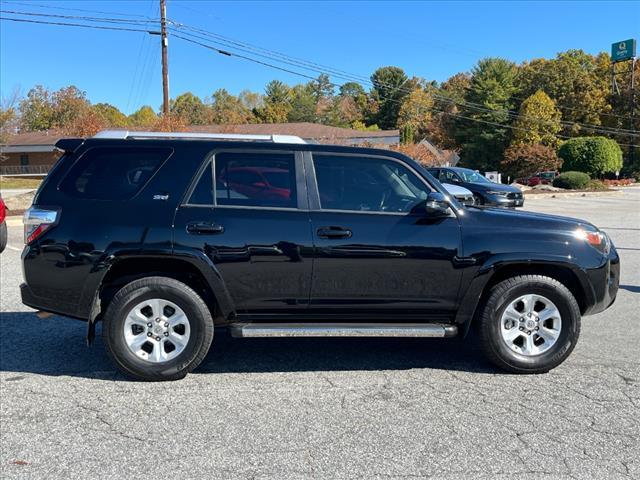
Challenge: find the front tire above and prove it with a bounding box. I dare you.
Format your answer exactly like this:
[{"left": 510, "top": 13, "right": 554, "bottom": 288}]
[
  {"left": 477, "top": 275, "right": 581, "bottom": 374},
  {"left": 102, "top": 276, "right": 214, "bottom": 381}
]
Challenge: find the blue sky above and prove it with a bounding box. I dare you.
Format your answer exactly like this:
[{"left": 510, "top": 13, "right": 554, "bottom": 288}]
[{"left": 1, "top": 0, "right": 639, "bottom": 115}]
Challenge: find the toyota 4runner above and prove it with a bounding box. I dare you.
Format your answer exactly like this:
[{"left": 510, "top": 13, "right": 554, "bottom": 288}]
[{"left": 20, "top": 131, "right": 620, "bottom": 381}]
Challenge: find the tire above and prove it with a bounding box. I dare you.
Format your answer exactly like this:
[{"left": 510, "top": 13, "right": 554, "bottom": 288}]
[
  {"left": 477, "top": 275, "right": 581, "bottom": 374},
  {"left": 0, "top": 222, "right": 6, "bottom": 254},
  {"left": 102, "top": 276, "right": 214, "bottom": 381}
]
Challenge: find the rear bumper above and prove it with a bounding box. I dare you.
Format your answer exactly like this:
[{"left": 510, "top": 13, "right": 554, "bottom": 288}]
[
  {"left": 583, "top": 246, "right": 620, "bottom": 316},
  {"left": 20, "top": 282, "right": 86, "bottom": 321}
]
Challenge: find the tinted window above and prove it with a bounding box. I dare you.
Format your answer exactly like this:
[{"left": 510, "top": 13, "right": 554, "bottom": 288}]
[
  {"left": 188, "top": 162, "right": 214, "bottom": 205},
  {"left": 439, "top": 169, "right": 458, "bottom": 183},
  {"left": 60, "top": 147, "right": 171, "bottom": 200},
  {"left": 214, "top": 152, "right": 297, "bottom": 208},
  {"left": 313, "top": 155, "right": 430, "bottom": 213}
]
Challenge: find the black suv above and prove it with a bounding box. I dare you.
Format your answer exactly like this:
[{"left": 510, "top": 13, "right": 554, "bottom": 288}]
[
  {"left": 21, "top": 131, "right": 619, "bottom": 381},
  {"left": 428, "top": 166, "right": 524, "bottom": 207}
]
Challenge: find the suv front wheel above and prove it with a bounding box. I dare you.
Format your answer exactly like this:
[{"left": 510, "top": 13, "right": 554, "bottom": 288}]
[
  {"left": 478, "top": 275, "right": 581, "bottom": 373},
  {"left": 102, "top": 277, "right": 214, "bottom": 381}
]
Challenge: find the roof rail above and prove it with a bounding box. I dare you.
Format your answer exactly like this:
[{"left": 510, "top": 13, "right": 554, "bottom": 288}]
[{"left": 92, "top": 130, "right": 306, "bottom": 144}]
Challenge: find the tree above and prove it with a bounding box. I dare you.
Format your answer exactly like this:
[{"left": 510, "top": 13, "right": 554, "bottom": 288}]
[
  {"left": 427, "top": 73, "right": 471, "bottom": 150},
  {"left": 311, "top": 73, "right": 334, "bottom": 101},
  {"left": 517, "top": 50, "right": 610, "bottom": 132},
  {"left": 371, "top": 66, "right": 410, "bottom": 129},
  {"left": 456, "top": 58, "right": 518, "bottom": 171},
  {"left": 501, "top": 143, "right": 562, "bottom": 179},
  {"left": 287, "top": 84, "right": 317, "bottom": 122},
  {"left": 391, "top": 143, "right": 438, "bottom": 166},
  {"left": 19, "top": 85, "right": 55, "bottom": 131},
  {"left": 51, "top": 86, "right": 90, "bottom": 128},
  {"left": 208, "top": 89, "right": 254, "bottom": 124},
  {"left": 398, "top": 88, "right": 434, "bottom": 141},
  {"left": 128, "top": 105, "right": 157, "bottom": 127},
  {"left": 171, "top": 92, "right": 209, "bottom": 125},
  {"left": 238, "top": 90, "right": 264, "bottom": 111},
  {"left": 93, "top": 103, "right": 128, "bottom": 127},
  {"left": 511, "top": 90, "right": 561, "bottom": 147},
  {"left": 255, "top": 80, "right": 291, "bottom": 123},
  {"left": 63, "top": 108, "right": 105, "bottom": 137},
  {"left": 558, "top": 136, "right": 623, "bottom": 177},
  {"left": 0, "top": 89, "right": 20, "bottom": 144}
]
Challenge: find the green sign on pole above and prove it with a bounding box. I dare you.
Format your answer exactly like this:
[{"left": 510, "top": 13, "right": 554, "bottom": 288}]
[{"left": 611, "top": 39, "right": 636, "bottom": 63}]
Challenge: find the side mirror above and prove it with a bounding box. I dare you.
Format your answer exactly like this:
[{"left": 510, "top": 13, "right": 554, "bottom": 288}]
[{"left": 425, "top": 192, "right": 452, "bottom": 217}]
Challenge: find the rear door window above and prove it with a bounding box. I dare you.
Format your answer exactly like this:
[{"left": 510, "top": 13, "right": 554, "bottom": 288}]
[
  {"left": 214, "top": 152, "right": 297, "bottom": 208},
  {"left": 59, "top": 147, "right": 172, "bottom": 200}
]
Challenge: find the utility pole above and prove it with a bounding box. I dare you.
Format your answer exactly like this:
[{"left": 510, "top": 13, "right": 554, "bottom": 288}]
[{"left": 160, "top": 0, "right": 170, "bottom": 116}]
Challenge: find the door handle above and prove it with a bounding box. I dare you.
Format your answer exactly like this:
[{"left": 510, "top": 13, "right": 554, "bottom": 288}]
[
  {"left": 186, "top": 221, "right": 224, "bottom": 235},
  {"left": 316, "top": 226, "right": 352, "bottom": 239}
]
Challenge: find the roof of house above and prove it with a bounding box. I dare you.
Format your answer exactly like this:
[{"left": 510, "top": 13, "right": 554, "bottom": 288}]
[{"left": 1, "top": 123, "right": 399, "bottom": 149}]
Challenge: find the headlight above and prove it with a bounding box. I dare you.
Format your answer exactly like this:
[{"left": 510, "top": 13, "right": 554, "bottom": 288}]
[{"left": 574, "top": 228, "right": 609, "bottom": 254}]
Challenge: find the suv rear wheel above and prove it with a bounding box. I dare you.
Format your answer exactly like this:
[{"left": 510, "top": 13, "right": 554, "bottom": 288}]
[
  {"left": 102, "top": 277, "right": 214, "bottom": 381},
  {"left": 478, "top": 275, "right": 581, "bottom": 373}
]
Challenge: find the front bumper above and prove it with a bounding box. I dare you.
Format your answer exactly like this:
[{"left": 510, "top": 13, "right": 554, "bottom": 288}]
[
  {"left": 484, "top": 193, "right": 524, "bottom": 208},
  {"left": 583, "top": 245, "right": 620, "bottom": 316}
]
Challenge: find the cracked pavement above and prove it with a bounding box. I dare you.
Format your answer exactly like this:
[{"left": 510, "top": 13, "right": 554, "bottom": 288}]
[{"left": 1, "top": 189, "right": 639, "bottom": 479}]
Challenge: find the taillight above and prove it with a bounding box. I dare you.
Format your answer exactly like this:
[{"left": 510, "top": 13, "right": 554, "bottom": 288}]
[{"left": 23, "top": 207, "right": 59, "bottom": 244}]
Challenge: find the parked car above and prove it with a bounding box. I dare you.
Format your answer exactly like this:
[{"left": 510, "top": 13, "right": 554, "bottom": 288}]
[
  {"left": 441, "top": 183, "right": 475, "bottom": 206},
  {"left": 518, "top": 171, "right": 558, "bottom": 187},
  {"left": 0, "top": 194, "right": 6, "bottom": 253},
  {"left": 21, "top": 131, "right": 619, "bottom": 381},
  {"left": 428, "top": 167, "right": 524, "bottom": 207}
]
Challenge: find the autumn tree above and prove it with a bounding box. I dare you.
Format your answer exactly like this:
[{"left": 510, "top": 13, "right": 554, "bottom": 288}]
[
  {"left": 93, "top": 103, "right": 128, "bottom": 127},
  {"left": 128, "top": 105, "right": 157, "bottom": 127},
  {"left": 208, "top": 89, "right": 254, "bottom": 124},
  {"left": 255, "top": 80, "right": 291, "bottom": 123},
  {"left": 511, "top": 90, "right": 561, "bottom": 147},
  {"left": 398, "top": 88, "right": 434, "bottom": 142},
  {"left": 371, "top": 66, "right": 410, "bottom": 129},
  {"left": 51, "top": 86, "right": 90, "bottom": 128},
  {"left": 19, "top": 85, "right": 55, "bottom": 131},
  {"left": 501, "top": 143, "right": 562, "bottom": 179},
  {"left": 517, "top": 50, "right": 610, "bottom": 132},
  {"left": 456, "top": 58, "right": 518, "bottom": 171},
  {"left": 171, "top": 92, "right": 210, "bottom": 125}
]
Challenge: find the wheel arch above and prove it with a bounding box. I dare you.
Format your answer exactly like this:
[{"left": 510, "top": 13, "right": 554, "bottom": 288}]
[
  {"left": 457, "top": 260, "right": 594, "bottom": 338},
  {"left": 94, "top": 254, "right": 235, "bottom": 327}
]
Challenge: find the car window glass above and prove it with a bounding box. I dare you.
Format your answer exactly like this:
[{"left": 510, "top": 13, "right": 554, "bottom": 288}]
[
  {"left": 313, "top": 154, "right": 429, "bottom": 213},
  {"left": 439, "top": 169, "right": 458, "bottom": 183},
  {"left": 188, "top": 162, "right": 214, "bottom": 205},
  {"left": 214, "top": 152, "right": 297, "bottom": 208},
  {"left": 59, "top": 147, "right": 172, "bottom": 200},
  {"left": 457, "top": 169, "right": 490, "bottom": 183}
]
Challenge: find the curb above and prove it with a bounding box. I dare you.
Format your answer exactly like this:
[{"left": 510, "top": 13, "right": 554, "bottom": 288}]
[{"left": 524, "top": 190, "right": 623, "bottom": 199}]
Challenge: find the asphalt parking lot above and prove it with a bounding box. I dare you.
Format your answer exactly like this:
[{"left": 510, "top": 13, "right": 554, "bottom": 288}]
[{"left": 1, "top": 189, "right": 639, "bottom": 479}]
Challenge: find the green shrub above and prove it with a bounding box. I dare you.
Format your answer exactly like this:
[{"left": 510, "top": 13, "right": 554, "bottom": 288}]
[
  {"left": 557, "top": 136, "right": 623, "bottom": 177},
  {"left": 587, "top": 180, "right": 609, "bottom": 191},
  {"left": 553, "top": 171, "right": 591, "bottom": 189}
]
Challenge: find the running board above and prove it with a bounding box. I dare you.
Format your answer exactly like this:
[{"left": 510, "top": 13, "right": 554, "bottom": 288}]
[{"left": 229, "top": 323, "right": 458, "bottom": 338}]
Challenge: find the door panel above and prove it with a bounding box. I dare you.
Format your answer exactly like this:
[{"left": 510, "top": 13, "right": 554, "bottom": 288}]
[
  {"left": 173, "top": 149, "right": 313, "bottom": 314},
  {"left": 308, "top": 153, "right": 462, "bottom": 316}
]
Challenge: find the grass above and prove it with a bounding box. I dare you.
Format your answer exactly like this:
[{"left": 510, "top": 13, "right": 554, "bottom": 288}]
[{"left": 0, "top": 176, "right": 43, "bottom": 190}]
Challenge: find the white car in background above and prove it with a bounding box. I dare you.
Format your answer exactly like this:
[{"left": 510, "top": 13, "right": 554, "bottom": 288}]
[{"left": 441, "top": 183, "right": 474, "bottom": 206}]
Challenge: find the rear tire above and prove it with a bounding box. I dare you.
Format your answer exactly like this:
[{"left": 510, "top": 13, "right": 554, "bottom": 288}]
[
  {"left": 477, "top": 275, "right": 581, "bottom": 374},
  {"left": 0, "top": 222, "right": 7, "bottom": 253},
  {"left": 102, "top": 276, "right": 214, "bottom": 381}
]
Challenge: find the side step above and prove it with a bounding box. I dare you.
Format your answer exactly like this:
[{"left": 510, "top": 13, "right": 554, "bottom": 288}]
[{"left": 229, "top": 323, "right": 458, "bottom": 338}]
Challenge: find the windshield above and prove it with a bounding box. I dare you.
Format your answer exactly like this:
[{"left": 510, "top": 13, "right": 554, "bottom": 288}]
[{"left": 456, "top": 169, "right": 491, "bottom": 183}]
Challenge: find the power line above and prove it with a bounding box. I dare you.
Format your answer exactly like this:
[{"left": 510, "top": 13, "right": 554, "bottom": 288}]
[
  {"left": 0, "top": 15, "right": 159, "bottom": 34},
  {"left": 1, "top": 0, "right": 156, "bottom": 19},
  {"left": 0, "top": 8, "right": 159, "bottom": 25}
]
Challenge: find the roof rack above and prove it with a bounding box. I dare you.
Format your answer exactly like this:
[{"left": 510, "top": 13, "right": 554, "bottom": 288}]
[{"left": 92, "top": 130, "right": 306, "bottom": 144}]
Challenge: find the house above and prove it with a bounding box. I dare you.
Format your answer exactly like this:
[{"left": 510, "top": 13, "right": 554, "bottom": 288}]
[
  {"left": 418, "top": 139, "right": 460, "bottom": 166},
  {"left": 0, "top": 123, "right": 400, "bottom": 175}
]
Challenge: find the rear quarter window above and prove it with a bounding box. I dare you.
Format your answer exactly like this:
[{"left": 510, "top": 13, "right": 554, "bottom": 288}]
[{"left": 59, "top": 147, "right": 172, "bottom": 200}]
